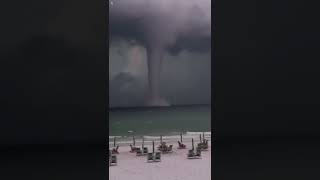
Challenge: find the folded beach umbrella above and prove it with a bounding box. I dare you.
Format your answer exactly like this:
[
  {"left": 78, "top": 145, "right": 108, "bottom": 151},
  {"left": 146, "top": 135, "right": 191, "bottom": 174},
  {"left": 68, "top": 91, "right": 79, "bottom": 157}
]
[
  {"left": 133, "top": 136, "right": 135, "bottom": 146},
  {"left": 152, "top": 141, "right": 155, "bottom": 153},
  {"left": 192, "top": 138, "right": 194, "bottom": 150}
]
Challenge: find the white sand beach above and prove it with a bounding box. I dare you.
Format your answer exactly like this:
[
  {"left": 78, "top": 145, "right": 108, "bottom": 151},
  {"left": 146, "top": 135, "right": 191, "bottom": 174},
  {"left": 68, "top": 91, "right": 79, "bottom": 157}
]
[{"left": 109, "top": 134, "right": 211, "bottom": 180}]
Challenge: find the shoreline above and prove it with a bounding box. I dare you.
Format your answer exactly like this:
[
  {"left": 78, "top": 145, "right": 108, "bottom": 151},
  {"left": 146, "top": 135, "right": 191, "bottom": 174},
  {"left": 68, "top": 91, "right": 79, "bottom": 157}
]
[{"left": 109, "top": 131, "right": 212, "bottom": 147}]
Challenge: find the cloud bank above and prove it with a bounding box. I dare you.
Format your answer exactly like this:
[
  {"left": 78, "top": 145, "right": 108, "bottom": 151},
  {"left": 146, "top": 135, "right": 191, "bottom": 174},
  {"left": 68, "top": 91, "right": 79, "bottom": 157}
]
[{"left": 109, "top": 0, "right": 211, "bottom": 107}]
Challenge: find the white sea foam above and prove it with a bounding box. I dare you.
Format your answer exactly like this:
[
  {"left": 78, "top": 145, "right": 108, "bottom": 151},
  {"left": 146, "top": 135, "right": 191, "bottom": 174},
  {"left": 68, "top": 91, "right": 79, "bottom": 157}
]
[
  {"left": 186, "top": 131, "right": 211, "bottom": 135},
  {"left": 108, "top": 131, "right": 211, "bottom": 147}
]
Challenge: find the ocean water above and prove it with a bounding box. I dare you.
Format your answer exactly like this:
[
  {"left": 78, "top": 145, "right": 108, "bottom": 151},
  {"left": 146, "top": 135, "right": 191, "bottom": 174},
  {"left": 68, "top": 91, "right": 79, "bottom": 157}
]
[{"left": 109, "top": 105, "right": 211, "bottom": 136}]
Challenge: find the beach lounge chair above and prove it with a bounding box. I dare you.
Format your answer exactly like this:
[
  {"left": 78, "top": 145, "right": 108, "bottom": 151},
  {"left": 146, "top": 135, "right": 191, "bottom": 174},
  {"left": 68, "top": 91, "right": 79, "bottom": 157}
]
[
  {"left": 178, "top": 141, "right": 186, "bottom": 149},
  {"left": 154, "top": 152, "right": 161, "bottom": 162},
  {"left": 158, "top": 142, "right": 166, "bottom": 150},
  {"left": 160, "top": 146, "right": 167, "bottom": 153},
  {"left": 160, "top": 144, "right": 173, "bottom": 154},
  {"left": 147, "top": 152, "right": 154, "bottom": 162},
  {"left": 198, "top": 139, "right": 209, "bottom": 149},
  {"left": 109, "top": 155, "right": 117, "bottom": 166},
  {"left": 167, "top": 145, "right": 173, "bottom": 153},
  {"left": 187, "top": 149, "right": 201, "bottom": 159},
  {"left": 136, "top": 148, "right": 143, "bottom": 156},
  {"left": 187, "top": 149, "right": 195, "bottom": 158},
  {"left": 198, "top": 143, "right": 209, "bottom": 151},
  {"left": 112, "top": 146, "right": 119, "bottom": 154},
  {"left": 143, "top": 147, "right": 148, "bottom": 154},
  {"left": 130, "top": 144, "right": 139, "bottom": 153}
]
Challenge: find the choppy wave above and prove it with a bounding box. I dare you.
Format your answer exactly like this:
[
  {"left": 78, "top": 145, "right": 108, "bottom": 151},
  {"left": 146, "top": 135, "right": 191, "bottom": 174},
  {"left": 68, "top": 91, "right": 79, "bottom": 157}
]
[
  {"left": 186, "top": 131, "right": 211, "bottom": 135},
  {"left": 109, "top": 136, "right": 122, "bottom": 139},
  {"left": 108, "top": 131, "right": 211, "bottom": 147}
]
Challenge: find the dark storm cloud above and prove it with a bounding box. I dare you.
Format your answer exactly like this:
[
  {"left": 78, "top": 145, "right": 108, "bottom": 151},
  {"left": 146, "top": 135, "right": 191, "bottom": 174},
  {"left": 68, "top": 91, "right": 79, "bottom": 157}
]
[
  {"left": 109, "top": 0, "right": 211, "bottom": 54},
  {"left": 109, "top": 0, "right": 211, "bottom": 107}
]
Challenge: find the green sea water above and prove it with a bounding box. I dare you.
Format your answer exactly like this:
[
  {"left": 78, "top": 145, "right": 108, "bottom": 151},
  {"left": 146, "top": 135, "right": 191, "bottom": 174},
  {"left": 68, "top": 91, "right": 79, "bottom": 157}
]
[{"left": 109, "top": 105, "right": 211, "bottom": 136}]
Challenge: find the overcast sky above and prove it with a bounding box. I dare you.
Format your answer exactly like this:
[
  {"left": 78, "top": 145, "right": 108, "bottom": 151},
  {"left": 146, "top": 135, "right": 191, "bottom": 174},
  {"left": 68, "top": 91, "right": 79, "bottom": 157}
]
[{"left": 109, "top": 0, "right": 211, "bottom": 107}]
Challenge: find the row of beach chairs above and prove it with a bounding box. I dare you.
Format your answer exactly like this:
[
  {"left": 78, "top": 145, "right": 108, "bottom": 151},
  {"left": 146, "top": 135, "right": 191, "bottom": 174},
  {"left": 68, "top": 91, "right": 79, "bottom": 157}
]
[
  {"left": 187, "top": 148, "right": 202, "bottom": 159},
  {"left": 130, "top": 145, "right": 162, "bottom": 162},
  {"left": 147, "top": 152, "right": 161, "bottom": 162},
  {"left": 197, "top": 139, "right": 209, "bottom": 151},
  {"left": 131, "top": 144, "right": 174, "bottom": 156},
  {"left": 136, "top": 147, "right": 149, "bottom": 156},
  {"left": 109, "top": 137, "right": 210, "bottom": 166},
  {"left": 130, "top": 145, "right": 149, "bottom": 155},
  {"left": 158, "top": 143, "right": 173, "bottom": 154}
]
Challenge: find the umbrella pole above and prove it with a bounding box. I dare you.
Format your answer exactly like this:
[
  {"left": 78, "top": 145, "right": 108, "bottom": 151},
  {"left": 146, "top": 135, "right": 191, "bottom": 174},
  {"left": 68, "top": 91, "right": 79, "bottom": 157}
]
[
  {"left": 142, "top": 136, "right": 144, "bottom": 149},
  {"left": 192, "top": 138, "right": 194, "bottom": 150},
  {"left": 133, "top": 136, "right": 135, "bottom": 146},
  {"left": 153, "top": 141, "right": 155, "bottom": 153},
  {"left": 114, "top": 137, "right": 116, "bottom": 147},
  {"left": 203, "top": 132, "right": 205, "bottom": 142}
]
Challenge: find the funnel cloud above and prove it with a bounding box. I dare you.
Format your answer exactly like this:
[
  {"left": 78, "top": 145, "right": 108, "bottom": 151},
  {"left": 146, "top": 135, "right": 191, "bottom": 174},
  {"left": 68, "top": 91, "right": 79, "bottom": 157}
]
[{"left": 109, "top": 0, "right": 211, "bottom": 107}]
